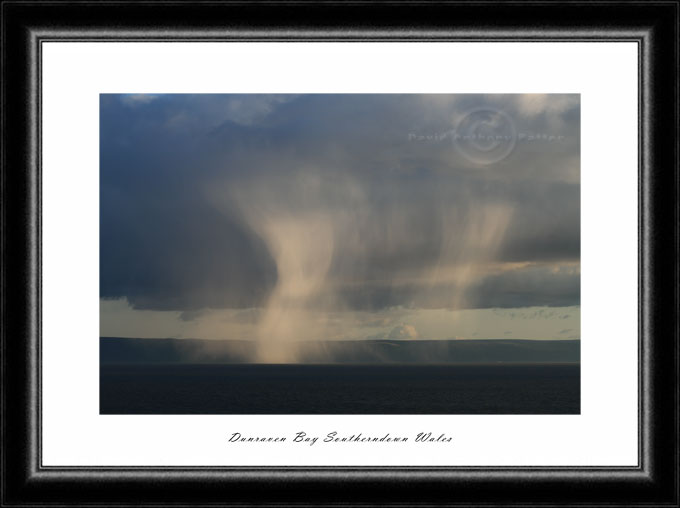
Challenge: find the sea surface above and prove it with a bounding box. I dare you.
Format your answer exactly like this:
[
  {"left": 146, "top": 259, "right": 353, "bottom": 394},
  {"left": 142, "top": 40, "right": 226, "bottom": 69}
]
[{"left": 100, "top": 363, "right": 580, "bottom": 414}]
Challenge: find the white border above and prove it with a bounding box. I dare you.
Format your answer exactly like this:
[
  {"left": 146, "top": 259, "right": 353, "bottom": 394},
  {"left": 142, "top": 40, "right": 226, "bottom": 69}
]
[{"left": 41, "top": 42, "right": 638, "bottom": 466}]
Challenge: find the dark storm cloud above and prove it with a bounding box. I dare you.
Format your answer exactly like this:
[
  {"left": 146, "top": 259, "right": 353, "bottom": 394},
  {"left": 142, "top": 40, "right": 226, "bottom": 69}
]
[
  {"left": 100, "top": 95, "right": 278, "bottom": 311},
  {"left": 333, "top": 263, "right": 580, "bottom": 311},
  {"left": 466, "top": 264, "right": 580, "bottom": 309},
  {"left": 100, "top": 94, "right": 580, "bottom": 312}
]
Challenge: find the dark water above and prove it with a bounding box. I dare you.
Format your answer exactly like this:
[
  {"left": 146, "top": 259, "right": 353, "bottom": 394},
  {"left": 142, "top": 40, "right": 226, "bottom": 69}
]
[{"left": 100, "top": 363, "right": 580, "bottom": 414}]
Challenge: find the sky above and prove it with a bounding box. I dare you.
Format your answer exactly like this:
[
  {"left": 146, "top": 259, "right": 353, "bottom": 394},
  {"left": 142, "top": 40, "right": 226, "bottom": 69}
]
[{"left": 100, "top": 93, "right": 580, "bottom": 361}]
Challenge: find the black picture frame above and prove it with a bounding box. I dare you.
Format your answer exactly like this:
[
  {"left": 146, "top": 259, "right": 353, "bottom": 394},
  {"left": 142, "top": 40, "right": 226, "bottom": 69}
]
[{"left": 2, "top": 1, "right": 678, "bottom": 506}]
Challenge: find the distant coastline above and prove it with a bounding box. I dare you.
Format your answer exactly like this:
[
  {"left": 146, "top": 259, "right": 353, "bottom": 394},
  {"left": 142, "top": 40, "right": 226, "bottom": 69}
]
[{"left": 100, "top": 336, "right": 580, "bottom": 365}]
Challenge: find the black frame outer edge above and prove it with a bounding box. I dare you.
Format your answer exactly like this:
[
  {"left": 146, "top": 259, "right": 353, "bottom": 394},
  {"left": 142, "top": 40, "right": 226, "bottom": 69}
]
[{"left": 1, "top": 1, "right": 678, "bottom": 506}]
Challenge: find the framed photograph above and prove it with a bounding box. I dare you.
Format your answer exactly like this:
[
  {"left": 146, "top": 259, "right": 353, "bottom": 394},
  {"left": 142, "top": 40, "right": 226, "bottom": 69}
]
[{"left": 2, "top": 1, "right": 678, "bottom": 506}]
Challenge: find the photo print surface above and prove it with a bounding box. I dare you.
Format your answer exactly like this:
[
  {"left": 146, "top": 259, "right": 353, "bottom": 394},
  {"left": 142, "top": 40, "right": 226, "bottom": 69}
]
[{"left": 100, "top": 94, "right": 580, "bottom": 414}]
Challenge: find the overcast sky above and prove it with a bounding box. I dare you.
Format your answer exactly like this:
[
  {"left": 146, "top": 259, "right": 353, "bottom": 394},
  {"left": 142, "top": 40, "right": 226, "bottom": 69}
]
[{"left": 100, "top": 94, "right": 580, "bottom": 360}]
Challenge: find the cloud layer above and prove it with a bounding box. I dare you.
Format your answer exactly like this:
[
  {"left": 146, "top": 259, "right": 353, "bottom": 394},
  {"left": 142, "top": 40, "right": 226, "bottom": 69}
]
[{"left": 101, "top": 94, "right": 580, "bottom": 346}]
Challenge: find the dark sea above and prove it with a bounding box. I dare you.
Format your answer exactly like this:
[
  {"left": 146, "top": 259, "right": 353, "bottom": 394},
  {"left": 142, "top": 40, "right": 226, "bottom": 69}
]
[{"left": 100, "top": 363, "right": 579, "bottom": 414}]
